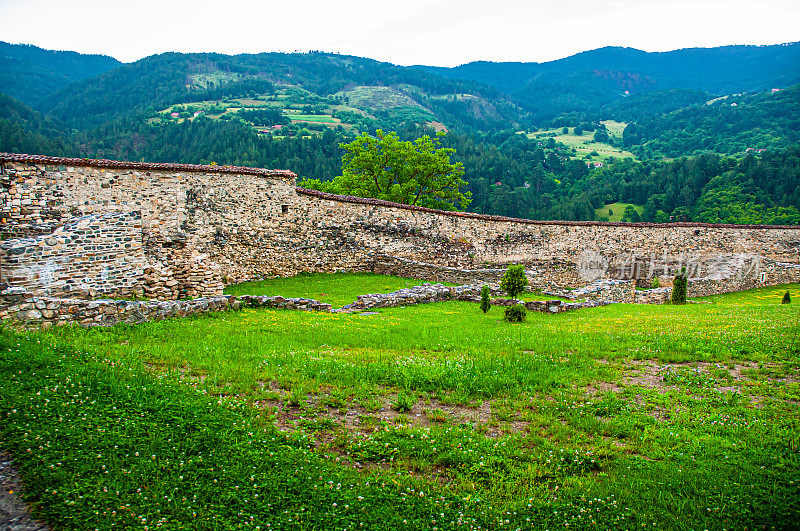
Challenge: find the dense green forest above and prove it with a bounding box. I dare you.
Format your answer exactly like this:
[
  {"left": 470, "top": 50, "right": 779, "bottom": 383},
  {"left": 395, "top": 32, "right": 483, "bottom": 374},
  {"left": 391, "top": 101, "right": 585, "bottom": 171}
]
[
  {"left": 0, "top": 94, "right": 78, "bottom": 156},
  {"left": 1, "top": 42, "right": 799, "bottom": 225},
  {"left": 622, "top": 85, "right": 800, "bottom": 158},
  {"left": 0, "top": 41, "right": 119, "bottom": 108}
]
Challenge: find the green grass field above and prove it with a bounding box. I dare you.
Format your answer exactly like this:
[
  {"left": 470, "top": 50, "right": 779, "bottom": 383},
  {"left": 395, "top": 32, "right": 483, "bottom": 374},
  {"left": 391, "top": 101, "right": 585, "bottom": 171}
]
[
  {"left": 595, "top": 202, "right": 645, "bottom": 221},
  {"left": 223, "top": 272, "right": 458, "bottom": 307},
  {"left": 600, "top": 120, "right": 628, "bottom": 137},
  {"left": 284, "top": 114, "right": 338, "bottom": 123},
  {"left": 529, "top": 127, "right": 636, "bottom": 162},
  {"left": 155, "top": 86, "right": 361, "bottom": 130},
  {"left": 2, "top": 276, "right": 799, "bottom": 529}
]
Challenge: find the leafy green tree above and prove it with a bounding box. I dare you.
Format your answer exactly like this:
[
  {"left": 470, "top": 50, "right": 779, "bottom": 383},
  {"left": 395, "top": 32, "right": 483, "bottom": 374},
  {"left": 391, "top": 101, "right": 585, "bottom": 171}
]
[
  {"left": 334, "top": 130, "right": 471, "bottom": 210},
  {"left": 593, "top": 129, "right": 610, "bottom": 143},
  {"left": 622, "top": 205, "right": 641, "bottom": 222},
  {"left": 500, "top": 265, "right": 528, "bottom": 300},
  {"left": 480, "top": 285, "right": 492, "bottom": 313}
]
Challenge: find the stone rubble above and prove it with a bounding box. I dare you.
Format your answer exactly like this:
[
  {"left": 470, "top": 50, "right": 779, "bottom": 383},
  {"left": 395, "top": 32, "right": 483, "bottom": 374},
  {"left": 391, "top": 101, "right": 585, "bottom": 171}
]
[
  {"left": 633, "top": 287, "right": 673, "bottom": 304},
  {"left": 346, "top": 283, "right": 609, "bottom": 314},
  {"left": 0, "top": 280, "right": 619, "bottom": 328},
  {"left": 551, "top": 279, "right": 637, "bottom": 303},
  {"left": 237, "top": 295, "right": 333, "bottom": 312},
  {"left": 0, "top": 290, "right": 341, "bottom": 329}
]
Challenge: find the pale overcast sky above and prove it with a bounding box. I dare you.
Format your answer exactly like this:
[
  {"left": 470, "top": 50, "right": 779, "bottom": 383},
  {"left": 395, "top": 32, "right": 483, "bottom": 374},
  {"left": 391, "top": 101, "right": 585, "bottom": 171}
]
[{"left": 1, "top": 0, "right": 798, "bottom": 66}]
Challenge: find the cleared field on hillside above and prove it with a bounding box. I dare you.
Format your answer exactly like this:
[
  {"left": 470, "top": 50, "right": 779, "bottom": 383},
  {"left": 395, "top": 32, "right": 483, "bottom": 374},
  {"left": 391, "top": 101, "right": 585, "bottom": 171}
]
[
  {"left": 529, "top": 127, "right": 636, "bottom": 161},
  {"left": 334, "top": 85, "right": 426, "bottom": 111},
  {"left": 2, "top": 277, "right": 798, "bottom": 529},
  {"left": 284, "top": 114, "right": 338, "bottom": 123},
  {"left": 595, "top": 202, "right": 645, "bottom": 221},
  {"left": 155, "top": 86, "right": 361, "bottom": 131}
]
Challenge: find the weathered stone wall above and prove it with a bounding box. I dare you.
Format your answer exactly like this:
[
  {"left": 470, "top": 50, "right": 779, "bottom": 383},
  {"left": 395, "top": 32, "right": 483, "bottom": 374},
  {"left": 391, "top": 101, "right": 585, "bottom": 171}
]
[
  {"left": 0, "top": 211, "right": 145, "bottom": 298},
  {"left": 634, "top": 288, "right": 672, "bottom": 304},
  {"left": 2, "top": 153, "right": 800, "bottom": 301},
  {"left": 373, "top": 255, "right": 507, "bottom": 286},
  {"left": 687, "top": 259, "right": 800, "bottom": 297},
  {"left": 372, "top": 254, "right": 581, "bottom": 290},
  {"left": 0, "top": 155, "right": 296, "bottom": 297},
  {"left": 291, "top": 189, "right": 800, "bottom": 288}
]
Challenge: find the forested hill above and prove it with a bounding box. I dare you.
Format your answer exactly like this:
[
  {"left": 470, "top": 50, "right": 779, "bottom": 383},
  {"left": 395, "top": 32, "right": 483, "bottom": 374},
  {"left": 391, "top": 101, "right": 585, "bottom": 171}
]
[
  {"left": 39, "top": 51, "right": 527, "bottom": 132},
  {"left": 622, "top": 84, "right": 800, "bottom": 158},
  {"left": 0, "top": 42, "right": 120, "bottom": 108},
  {"left": 0, "top": 94, "right": 78, "bottom": 156},
  {"left": 423, "top": 43, "right": 800, "bottom": 122}
]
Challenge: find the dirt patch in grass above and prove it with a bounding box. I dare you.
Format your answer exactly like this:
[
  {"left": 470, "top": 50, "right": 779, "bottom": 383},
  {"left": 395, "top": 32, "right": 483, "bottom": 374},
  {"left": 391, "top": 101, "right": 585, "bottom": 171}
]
[
  {"left": 619, "top": 359, "right": 789, "bottom": 391},
  {"left": 249, "top": 388, "right": 506, "bottom": 437},
  {"left": 585, "top": 381, "right": 623, "bottom": 395},
  {"left": 622, "top": 360, "right": 681, "bottom": 392}
]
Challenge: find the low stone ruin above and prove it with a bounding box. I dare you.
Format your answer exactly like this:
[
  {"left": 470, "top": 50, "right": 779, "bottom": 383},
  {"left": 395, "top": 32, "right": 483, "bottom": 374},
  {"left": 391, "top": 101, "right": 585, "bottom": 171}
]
[
  {"left": 347, "top": 283, "right": 611, "bottom": 314},
  {"left": 0, "top": 279, "right": 621, "bottom": 329}
]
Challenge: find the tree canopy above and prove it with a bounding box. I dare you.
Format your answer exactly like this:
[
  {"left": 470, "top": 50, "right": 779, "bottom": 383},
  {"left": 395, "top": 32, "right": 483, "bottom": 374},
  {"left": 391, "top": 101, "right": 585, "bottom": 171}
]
[{"left": 334, "top": 130, "right": 471, "bottom": 210}]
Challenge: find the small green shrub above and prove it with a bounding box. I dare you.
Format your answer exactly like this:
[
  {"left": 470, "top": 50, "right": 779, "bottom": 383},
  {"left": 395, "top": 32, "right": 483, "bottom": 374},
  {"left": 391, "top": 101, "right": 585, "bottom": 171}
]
[
  {"left": 480, "top": 285, "right": 491, "bottom": 314},
  {"left": 393, "top": 393, "right": 414, "bottom": 412},
  {"left": 651, "top": 277, "right": 660, "bottom": 289},
  {"left": 782, "top": 291, "right": 791, "bottom": 304},
  {"left": 671, "top": 267, "right": 688, "bottom": 305},
  {"left": 286, "top": 388, "right": 306, "bottom": 407},
  {"left": 504, "top": 304, "right": 527, "bottom": 323},
  {"left": 500, "top": 265, "right": 528, "bottom": 300}
]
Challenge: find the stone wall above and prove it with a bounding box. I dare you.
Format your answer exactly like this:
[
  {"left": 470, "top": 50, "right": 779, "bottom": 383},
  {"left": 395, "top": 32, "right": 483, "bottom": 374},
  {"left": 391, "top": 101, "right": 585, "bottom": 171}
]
[
  {"left": 634, "top": 288, "right": 672, "bottom": 304},
  {"left": 2, "top": 153, "right": 800, "bottom": 301},
  {"left": 0, "top": 211, "right": 145, "bottom": 298},
  {"left": 687, "top": 259, "right": 800, "bottom": 297},
  {"left": 373, "top": 255, "right": 507, "bottom": 286},
  {"left": 372, "top": 254, "right": 580, "bottom": 290}
]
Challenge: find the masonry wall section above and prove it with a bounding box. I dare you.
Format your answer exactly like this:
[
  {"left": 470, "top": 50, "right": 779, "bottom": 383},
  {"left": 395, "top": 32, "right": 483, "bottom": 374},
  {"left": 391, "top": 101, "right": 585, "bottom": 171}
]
[
  {"left": 0, "top": 211, "right": 145, "bottom": 298},
  {"left": 2, "top": 154, "right": 800, "bottom": 299}
]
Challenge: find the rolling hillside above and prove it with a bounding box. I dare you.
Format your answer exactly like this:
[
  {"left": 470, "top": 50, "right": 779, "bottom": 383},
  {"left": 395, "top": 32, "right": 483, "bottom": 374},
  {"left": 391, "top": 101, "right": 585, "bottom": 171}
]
[{"left": 39, "top": 51, "right": 529, "bottom": 133}]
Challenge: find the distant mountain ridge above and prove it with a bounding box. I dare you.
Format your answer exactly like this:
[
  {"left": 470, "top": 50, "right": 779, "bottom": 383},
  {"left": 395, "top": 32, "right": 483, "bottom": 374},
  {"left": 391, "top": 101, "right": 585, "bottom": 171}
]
[
  {"left": 2, "top": 41, "right": 799, "bottom": 128},
  {"left": 0, "top": 41, "right": 120, "bottom": 108},
  {"left": 420, "top": 43, "right": 800, "bottom": 121},
  {"left": 425, "top": 43, "right": 800, "bottom": 93}
]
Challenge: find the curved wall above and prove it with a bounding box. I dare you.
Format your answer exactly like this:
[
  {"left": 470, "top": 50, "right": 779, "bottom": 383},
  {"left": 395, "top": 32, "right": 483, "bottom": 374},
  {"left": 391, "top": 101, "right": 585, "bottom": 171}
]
[{"left": 2, "top": 153, "right": 799, "bottom": 297}]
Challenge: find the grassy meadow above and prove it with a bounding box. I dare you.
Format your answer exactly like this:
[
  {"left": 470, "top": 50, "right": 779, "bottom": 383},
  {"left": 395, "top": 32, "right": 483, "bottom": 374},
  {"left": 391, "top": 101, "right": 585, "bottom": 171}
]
[
  {"left": 222, "top": 272, "right": 457, "bottom": 308},
  {"left": 527, "top": 127, "right": 636, "bottom": 162},
  {"left": 1, "top": 276, "right": 799, "bottom": 529},
  {"left": 594, "top": 202, "right": 646, "bottom": 222},
  {"left": 154, "top": 84, "right": 364, "bottom": 134}
]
